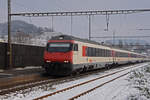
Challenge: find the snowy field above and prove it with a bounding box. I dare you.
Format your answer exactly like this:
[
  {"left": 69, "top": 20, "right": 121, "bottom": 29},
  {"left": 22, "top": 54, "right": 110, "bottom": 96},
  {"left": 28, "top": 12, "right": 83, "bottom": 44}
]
[{"left": 0, "top": 63, "right": 150, "bottom": 100}]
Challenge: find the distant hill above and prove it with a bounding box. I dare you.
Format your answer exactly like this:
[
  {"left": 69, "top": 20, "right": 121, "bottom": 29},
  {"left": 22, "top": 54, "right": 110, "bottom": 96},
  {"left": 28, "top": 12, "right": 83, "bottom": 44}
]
[{"left": 0, "top": 20, "right": 53, "bottom": 35}]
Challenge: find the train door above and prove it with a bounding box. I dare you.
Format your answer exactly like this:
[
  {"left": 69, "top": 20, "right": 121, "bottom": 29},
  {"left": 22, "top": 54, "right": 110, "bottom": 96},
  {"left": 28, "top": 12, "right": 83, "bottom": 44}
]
[
  {"left": 73, "top": 43, "right": 79, "bottom": 64},
  {"left": 128, "top": 53, "right": 131, "bottom": 63},
  {"left": 112, "top": 50, "right": 116, "bottom": 64}
]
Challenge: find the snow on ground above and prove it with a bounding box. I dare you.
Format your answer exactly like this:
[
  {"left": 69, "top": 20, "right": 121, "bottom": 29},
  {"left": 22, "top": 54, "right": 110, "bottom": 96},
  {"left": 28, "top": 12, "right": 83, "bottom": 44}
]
[
  {"left": 0, "top": 63, "right": 150, "bottom": 100},
  {"left": 14, "top": 66, "right": 42, "bottom": 70},
  {"left": 78, "top": 63, "right": 150, "bottom": 100},
  {"left": 77, "top": 73, "right": 136, "bottom": 100},
  {"left": 0, "top": 69, "right": 4, "bottom": 72}
]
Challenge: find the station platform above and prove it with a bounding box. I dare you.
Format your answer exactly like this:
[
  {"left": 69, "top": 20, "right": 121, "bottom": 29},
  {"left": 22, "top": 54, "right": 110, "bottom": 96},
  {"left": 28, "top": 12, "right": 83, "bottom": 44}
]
[
  {"left": 0, "top": 66, "right": 44, "bottom": 79},
  {"left": 0, "top": 66, "right": 45, "bottom": 89}
]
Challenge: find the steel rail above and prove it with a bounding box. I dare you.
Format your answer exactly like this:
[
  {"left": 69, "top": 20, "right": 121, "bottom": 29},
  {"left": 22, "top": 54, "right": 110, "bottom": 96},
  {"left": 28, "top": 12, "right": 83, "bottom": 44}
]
[
  {"left": 0, "top": 65, "right": 110, "bottom": 95},
  {"left": 33, "top": 64, "right": 139, "bottom": 100},
  {"left": 69, "top": 72, "right": 129, "bottom": 100}
]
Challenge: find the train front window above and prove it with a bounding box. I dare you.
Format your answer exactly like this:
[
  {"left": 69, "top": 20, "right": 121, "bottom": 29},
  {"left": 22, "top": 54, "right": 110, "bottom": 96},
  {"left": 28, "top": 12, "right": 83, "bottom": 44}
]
[{"left": 47, "top": 43, "right": 72, "bottom": 52}]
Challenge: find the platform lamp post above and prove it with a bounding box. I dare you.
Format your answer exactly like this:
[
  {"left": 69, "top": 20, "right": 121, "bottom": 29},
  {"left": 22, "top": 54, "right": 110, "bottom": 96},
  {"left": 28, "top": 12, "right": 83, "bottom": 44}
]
[{"left": 7, "top": 0, "right": 12, "bottom": 69}]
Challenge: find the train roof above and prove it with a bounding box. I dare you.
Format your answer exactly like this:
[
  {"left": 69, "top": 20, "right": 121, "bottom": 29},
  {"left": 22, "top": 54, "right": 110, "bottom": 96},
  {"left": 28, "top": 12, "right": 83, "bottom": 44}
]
[{"left": 51, "top": 35, "right": 101, "bottom": 45}]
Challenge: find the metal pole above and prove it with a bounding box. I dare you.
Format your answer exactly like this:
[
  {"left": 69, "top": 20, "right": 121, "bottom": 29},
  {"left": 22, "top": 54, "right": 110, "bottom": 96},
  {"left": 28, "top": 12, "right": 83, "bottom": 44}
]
[
  {"left": 70, "top": 15, "right": 73, "bottom": 35},
  {"left": 7, "top": 0, "right": 12, "bottom": 69},
  {"left": 89, "top": 15, "right": 91, "bottom": 40},
  {"left": 51, "top": 16, "right": 54, "bottom": 32},
  {"left": 113, "top": 30, "right": 115, "bottom": 47}
]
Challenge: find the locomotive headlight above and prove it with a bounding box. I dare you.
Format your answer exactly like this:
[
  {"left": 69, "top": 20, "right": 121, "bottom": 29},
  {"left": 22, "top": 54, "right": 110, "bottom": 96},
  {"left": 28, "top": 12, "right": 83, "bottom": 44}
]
[
  {"left": 46, "top": 60, "right": 51, "bottom": 63},
  {"left": 64, "top": 61, "right": 69, "bottom": 63}
]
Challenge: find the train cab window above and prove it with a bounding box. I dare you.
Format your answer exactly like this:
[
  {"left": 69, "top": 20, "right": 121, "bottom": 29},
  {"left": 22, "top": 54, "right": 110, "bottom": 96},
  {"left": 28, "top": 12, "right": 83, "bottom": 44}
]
[
  {"left": 47, "top": 42, "right": 72, "bottom": 52},
  {"left": 73, "top": 44, "right": 78, "bottom": 51}
]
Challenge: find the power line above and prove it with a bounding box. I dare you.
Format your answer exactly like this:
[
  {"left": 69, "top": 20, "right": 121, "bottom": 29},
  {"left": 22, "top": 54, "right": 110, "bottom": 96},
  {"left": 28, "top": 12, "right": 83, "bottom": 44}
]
[
  {"left": 136, "top": 29, "right": 150, "bottom": 30},
  {"left": 91, "top": 36, "right": 150, "bottom": 38},
  {"left": 10, "top": 8, "right": 150, "bottom": 41},
  {"left": 10, "top": 9, "right": 150, "bottom": 17}
]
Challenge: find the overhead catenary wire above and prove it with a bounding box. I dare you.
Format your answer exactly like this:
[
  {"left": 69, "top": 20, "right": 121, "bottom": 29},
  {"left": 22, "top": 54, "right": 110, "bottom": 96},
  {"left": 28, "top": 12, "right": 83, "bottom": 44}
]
[
  {"left": 11, "top": 9, "right": 150, "bottom": 17},
  {"left": 91, "top": 35, "right": 150, "bottom": 38}
]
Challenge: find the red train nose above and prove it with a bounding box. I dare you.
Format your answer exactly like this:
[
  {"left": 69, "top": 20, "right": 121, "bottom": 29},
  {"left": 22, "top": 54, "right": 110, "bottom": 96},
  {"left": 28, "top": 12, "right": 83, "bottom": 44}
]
[{"left": 44, "top": 51, "right": 73, "bottom": 63}]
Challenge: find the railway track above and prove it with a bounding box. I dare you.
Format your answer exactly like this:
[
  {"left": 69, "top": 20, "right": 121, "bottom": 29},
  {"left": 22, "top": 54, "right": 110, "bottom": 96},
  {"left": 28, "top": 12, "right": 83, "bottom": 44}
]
[
  {"left": 33, "top": 63, "right": 148, "bottom": 100},
  {"left": 0, "top": 63, "right": 146, "bottom": 96},
  {"left": 0, "top": 68, "right": 106, "bottom": 95},
  {"left": 0, "top": 65, "right": 116, "bottom": 95}
]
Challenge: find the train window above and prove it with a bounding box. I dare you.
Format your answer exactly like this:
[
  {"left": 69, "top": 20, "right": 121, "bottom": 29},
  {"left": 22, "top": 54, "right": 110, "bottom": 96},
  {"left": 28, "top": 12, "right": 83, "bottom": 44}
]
[
  {"left": 104, "top": 49, "right": 106, "bottom": 57},
  {"left": 101, "top": 49, "right": 104, "bottom": 57},
  {"left": 99, "top": 49, "right": 102, "bottom": 57},
  {"left": 90, "top": 47, "right": 93, "bottom": 56},
  {"left": 116, "top": 52, "right": 119, "bottom": 57},
  {"left": 73, "top": 44, "right": 78, "bottom": 51},
  {"left": 85, "top": 47, "right": 115, "bottom": 57},
  {"left": 87, "top": 47, "right": 91, "bottom": 56},
  {"left": 109, "top": 50, "right": 111, "bottom": 57},
  {"left": 107, "top": 50, "right": 109, "bottom": 57},
  {"left": 106, "top": 50, "right": 109, "bottom": 57},
  {"left": 89, "top": 47, "right": 92, "bottom": 56},
  {"left": 94, "top": 48, "right": 96, "bottom": 56},
  {"left": 85, "top": 47, "right": 88, "bottom": 56},
  {"left": 87, "top": 47, "right": 89, "bottom": 56},
  {"left": 96, "top": 48, "right": 99, "bottom": 57},
  {"left": 103, "top": 49, "right": 105, "bottom": 57},
  {"left": 98, "top": 48, "right": 101, "bottom": 57},
  {"left": 100, "top": 49, "right": 103, "bottom": 57},
  {"left": 91, "top": 48, "right": 94, "bottom": 57},
  {"left": 104, "top": 50, "right": 105, "bottom": 57},
  {"left": 105, "top": 49, "right": 107, "bottom": 57}
]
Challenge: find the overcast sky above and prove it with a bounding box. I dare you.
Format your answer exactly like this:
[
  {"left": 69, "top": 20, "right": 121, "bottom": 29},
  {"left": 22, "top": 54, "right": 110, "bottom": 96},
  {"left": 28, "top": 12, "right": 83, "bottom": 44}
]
[{"left": 0, "top": 0, "right": 150, "bottom": 42}]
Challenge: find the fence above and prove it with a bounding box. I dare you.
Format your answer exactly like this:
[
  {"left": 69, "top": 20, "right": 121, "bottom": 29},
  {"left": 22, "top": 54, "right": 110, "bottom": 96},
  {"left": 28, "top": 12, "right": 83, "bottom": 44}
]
[{"left": 0, "top": 42, "right": 45, "bottom": 69}]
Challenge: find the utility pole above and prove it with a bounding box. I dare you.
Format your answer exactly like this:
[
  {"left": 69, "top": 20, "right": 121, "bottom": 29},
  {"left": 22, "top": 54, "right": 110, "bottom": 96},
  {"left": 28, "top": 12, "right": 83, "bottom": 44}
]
[
  {"left": 113, "top": 30, "right": 116, "bottom": 47},
  {"left": 7, "top": 0, "right": 12, "bottom": 69},
  {"left": 70, "top": 15, "right": 73, "bottom": 35},
  {"left": 89, "top": 15, "right": 91, "bottom": 40},
  {"left": 51, "top": 16, "right": 54, "bottom": 32}
]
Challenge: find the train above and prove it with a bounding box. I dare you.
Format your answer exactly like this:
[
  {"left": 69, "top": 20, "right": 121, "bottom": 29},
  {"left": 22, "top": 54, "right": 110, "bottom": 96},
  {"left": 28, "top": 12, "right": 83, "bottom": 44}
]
[{"left": 43, "top": 35, "right": 148, "bottom": 76}]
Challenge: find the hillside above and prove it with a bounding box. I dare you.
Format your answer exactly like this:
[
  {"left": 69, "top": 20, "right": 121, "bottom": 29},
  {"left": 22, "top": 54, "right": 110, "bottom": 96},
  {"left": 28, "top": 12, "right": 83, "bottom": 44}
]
[{"left": 0, "top": 20, "right": 53, "bottom": 35}]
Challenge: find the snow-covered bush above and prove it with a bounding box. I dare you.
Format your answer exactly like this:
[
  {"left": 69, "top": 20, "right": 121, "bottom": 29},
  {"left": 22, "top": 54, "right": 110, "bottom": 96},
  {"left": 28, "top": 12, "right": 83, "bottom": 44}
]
[{"left": 127, "top": 64, "right": 150, "bottom": 100}]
